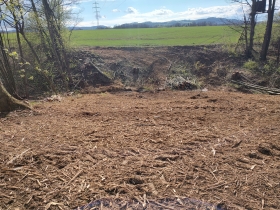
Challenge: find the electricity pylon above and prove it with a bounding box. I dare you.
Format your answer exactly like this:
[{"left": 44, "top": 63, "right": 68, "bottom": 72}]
[{"left": 93, "top": 1, "right": 100, "bottom": 26}]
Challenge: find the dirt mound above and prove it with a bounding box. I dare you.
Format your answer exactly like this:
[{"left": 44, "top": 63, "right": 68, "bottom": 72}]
[
  {"left": 69, "top": 46, "right": 244, "bottom": 91},
  {"left": 1, "top": 91, "right": 280, "bottom": 209}
]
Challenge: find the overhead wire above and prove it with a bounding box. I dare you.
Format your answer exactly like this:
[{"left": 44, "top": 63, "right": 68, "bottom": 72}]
[
  {"left": 97, "top": 0, "right": 127, "bottom": 11},
  {"left": 113, "top": 0, "right": 127, "bottom": 10}
]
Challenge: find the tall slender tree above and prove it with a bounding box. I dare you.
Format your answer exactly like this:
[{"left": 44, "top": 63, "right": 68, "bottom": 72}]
[
  {"left": 260, "top": 0, "right": 277, "bottom": 61},
  {"left": 3, "top": 0, "right": 30, "bottom": 97},
  {"left": 0, "top": 23, "right": 30, "bottom": 111},
  {"left": 42, "top": 0, "right": 73, "bottom": 89},
  {"left": 231, "top": 0, "right": 258, "bottom": 58}
]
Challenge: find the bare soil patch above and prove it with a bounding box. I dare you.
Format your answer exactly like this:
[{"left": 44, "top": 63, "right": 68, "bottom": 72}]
[
  {"left": 68, "top": 46, "right": 245, "bottom": 92},
  {"left": 1, "top": 90, "right": 280, "bottom": 209}
]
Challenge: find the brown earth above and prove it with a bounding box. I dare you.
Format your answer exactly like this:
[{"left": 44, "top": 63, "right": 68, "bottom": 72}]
[
  {"left": 68, "top": 46, "right": 246, "bottom": 92},
  {"left": 1, "top": 90, "right": 280, "bottom": 210},
  {"left": 1, "top": 46, "right": 280, "bottom": 210}
]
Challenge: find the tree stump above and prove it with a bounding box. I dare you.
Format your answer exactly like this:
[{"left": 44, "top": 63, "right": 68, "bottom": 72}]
[{"left": 0, "top": 83, "right": 31, "bottom": 112}]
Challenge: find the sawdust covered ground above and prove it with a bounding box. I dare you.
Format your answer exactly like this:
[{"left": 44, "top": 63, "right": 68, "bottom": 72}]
[{"left": 0, "top": 90, "right": 280, "bottom": 209}]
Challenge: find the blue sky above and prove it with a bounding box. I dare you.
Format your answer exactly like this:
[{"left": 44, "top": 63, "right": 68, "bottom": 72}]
[{"left": 70, "top": 0, "right": 279, "bottom": 27}]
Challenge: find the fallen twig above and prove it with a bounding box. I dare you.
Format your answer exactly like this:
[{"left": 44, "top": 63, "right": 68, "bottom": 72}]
[
  {"left": 209, "top": 169, "right": 219, "bottom": 182},
  {"left": 45, "top": 202, "right": 64, "bottom": 210},
  {"left": 7, "top": 148, "right": 31, "bottom": 165},
  {"left": 232, "top": 140, "right": 242, "bottom": 148},
  {"left": 65, "top": 170, "right": 83, "bottom": 187},
  {"left": 206, "top": 182, "right": 227, "bottom": 190}
]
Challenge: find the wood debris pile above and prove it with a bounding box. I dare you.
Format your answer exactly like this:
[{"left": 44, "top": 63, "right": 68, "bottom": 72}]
[
  {"left": 167, "top": 76, "right": 198, "bottom": 90},
  {"left": 0, "top": 91, "right": 279, "bottom": 209},
  {"left": 231, "top": 72, "right": 280, "bottom": 95}
]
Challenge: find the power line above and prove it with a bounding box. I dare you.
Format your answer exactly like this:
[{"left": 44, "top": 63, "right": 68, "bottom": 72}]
[{"left": 93, "top": 1, "right": 100, "bottom": 26}]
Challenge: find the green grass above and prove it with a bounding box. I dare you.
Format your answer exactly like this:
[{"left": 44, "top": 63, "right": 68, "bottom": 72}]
[
  {"left": 5, "top": 25, "right": 266, "bottom": 48},
  {"left": 70, "top": 26, "right": 240, "bottom": 47}
]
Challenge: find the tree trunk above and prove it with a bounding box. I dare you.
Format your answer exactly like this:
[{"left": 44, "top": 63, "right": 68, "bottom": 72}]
[
  {"left": 260, "top": 0, "right": 276, "bottom": 61},
  {"left": 277, "top": 38, "right": 280, "bottom": 65},
  {"left": 247, "top": 0, "right": 257, "bottom": 58},
  {"left": 0, "top": 82, "right": 30, "bottom": 112},
  {"left": 15, "top": 22, "right": 29, "bottom": 98},
  {"left": 42, "top": 0, "right": 72, "bottom": 89},
  {"left": 30, "top": 0, "right": 52, "bottom": 56},
  {"left": 0, "top": 30, "right": 17, "bottom": 97}
]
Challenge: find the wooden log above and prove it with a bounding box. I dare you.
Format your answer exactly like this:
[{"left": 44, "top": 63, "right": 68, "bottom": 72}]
[{"left": 0, "top": 82, "right": 31, "bottom": 112}]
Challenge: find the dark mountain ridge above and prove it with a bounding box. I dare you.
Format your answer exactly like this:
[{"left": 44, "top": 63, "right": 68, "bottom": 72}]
[{"left": 72, "top": 17, "right": 242, "bottom": 30}]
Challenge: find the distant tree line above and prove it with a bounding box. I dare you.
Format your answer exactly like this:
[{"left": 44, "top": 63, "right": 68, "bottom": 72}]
[
  {"left": 113, "top": 21, "right": 231, "bottom": 29},
  {"left": 114, "top": 23, "right": 152, "bottom": 29}
]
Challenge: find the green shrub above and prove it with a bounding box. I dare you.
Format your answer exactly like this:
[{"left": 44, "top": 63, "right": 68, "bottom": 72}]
[
  {"left": 243, "top": 60, "right": 259, "bottom": 71},
  {"left": 263, "top": 61, "right": 279, "bottom": 75}
]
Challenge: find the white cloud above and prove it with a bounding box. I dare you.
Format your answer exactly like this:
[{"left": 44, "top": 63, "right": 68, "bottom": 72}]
[
  {"left": 112, "top": 9, "right": 121, "bottom": 13},
  {"left": 180, "top": 5, "right": 243, "bottom": 19},
  {"left": 76, "top": 4, "right": 246, "bottom": 27},
  {"left": 126, "top": 7, "right": 138, "bottom": 14},
  {"left": 150, "top": 9, "right": 173, "bottom": 16},
  {"left": 118, "top": 4, "right": 242, "bottom": 25}
]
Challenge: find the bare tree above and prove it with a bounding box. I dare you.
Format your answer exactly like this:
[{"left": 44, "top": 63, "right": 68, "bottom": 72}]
[
  {"left": 0, "top": 24, "right": 30, "bottom": 111},
  {"left": 42, "top": 0, "right": 74, "bottom": 89},
  {"left": 3, "top": 0, "right": 31, "bottom": 97},
  {"left": 0, "top": 33, "right": 17, "bottom": 97},
  {"left": 0, "top": 0, "right": 80, "bottom": 111},
  {"left": 232, "top": 0, "right": 277, "bottom": 61},
  {"left": 260, "top": 0, "right": 277, "bottom": 61},
  {"left": 231, "top": 0, "right": 258, "bottom": 58}
]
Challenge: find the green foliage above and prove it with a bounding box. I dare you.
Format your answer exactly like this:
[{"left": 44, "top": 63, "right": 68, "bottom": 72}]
[
  {"left": 102, "top": 71, "right": 114, "bottom": 79},
  {"left": 243, "top": 60, "right": 259, "bottom": 71},
  {"left": 0, "top": 0, "right": 78, "bottom": 97},
  {"left": 244, "top": 59, "right": 280, "bottom": 76},
  {"left": 194, "top": 61, "right": 205, "bottom": 71},
  {"left": 70, "top": 26, "right": 240, "bottom": 47},
  {"left": 8, "top": 51, "right": 18, "bottom": 59},
  {"left": 263, "top": 60, "right": 280, "bottom": 75}
]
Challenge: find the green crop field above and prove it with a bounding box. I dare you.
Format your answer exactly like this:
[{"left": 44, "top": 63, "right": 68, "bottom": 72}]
[{"left": 70, "top": 26, "right": 240, "bottom": 47}]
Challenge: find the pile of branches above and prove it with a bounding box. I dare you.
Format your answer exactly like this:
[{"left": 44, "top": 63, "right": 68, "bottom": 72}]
[
  {"left": 167, "top": 76, "right": 198, "bottom": 90},
  {"left": 231, "top": 72, "right": 280, "bottom": 95}
]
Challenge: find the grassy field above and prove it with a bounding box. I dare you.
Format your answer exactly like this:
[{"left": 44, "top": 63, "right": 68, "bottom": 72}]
[{"left": 70, "top": 26, "right": 240, "bottom": 47}]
